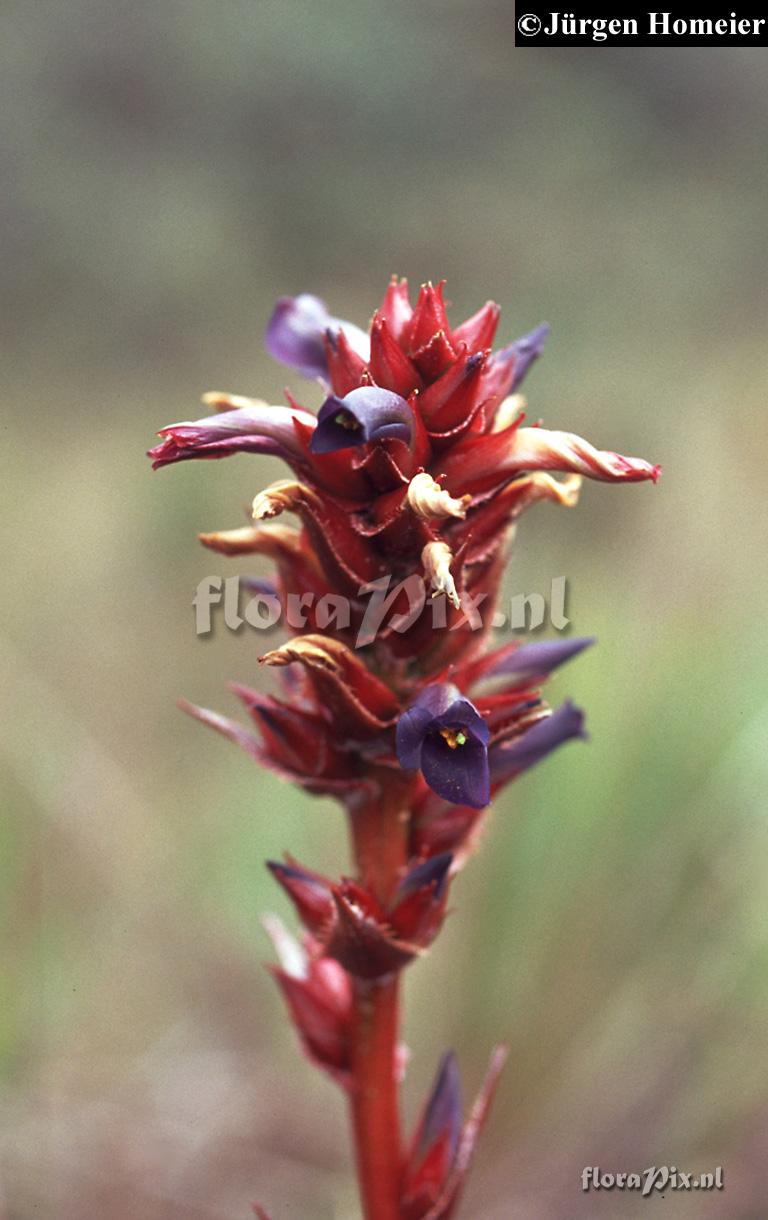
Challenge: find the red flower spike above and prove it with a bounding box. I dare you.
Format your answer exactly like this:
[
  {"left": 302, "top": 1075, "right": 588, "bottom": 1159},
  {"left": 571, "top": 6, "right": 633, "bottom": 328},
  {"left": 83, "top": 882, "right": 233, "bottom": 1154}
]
[{"left": 148, "top": 276, "right": 659, "bottom": 1220}]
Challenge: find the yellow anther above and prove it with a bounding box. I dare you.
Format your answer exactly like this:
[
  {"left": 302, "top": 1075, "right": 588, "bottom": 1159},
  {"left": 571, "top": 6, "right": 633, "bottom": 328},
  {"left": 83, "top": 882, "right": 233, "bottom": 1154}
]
[{"left": 440, "top": 727, "right": 468, "bottom": 750}]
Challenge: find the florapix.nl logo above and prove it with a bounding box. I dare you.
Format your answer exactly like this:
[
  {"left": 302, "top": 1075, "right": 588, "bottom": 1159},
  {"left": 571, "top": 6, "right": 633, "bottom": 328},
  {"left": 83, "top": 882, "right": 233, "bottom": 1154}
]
[{"left": 193, "top": 573, "right": 573, "bottom": 647}]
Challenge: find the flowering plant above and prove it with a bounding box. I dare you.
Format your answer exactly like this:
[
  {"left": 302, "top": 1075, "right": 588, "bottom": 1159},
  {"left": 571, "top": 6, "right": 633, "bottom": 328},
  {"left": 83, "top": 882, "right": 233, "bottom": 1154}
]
[{"left": 149, "top": 278, "right": 658, "bottom": 1219}]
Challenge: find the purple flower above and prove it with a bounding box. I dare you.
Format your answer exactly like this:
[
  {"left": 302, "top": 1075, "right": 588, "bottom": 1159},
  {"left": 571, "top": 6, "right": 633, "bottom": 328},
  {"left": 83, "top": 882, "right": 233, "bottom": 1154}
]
[
  {"left": 397, "top": 684, "right": 490, "bottom": 808},
  {"left": 148, "top": 402, "right": 313, "bottom": 469},
  {"left": 265, "top": 293, "right": 369, "bottom": 381},
  {"left": 484, "top": 636, "right": 595, "bottom": 683},
  {"left": 489, "top": 700, "right": 587, "bottom": 783},
  {"left": 495, "top": 322, "right": 550, "bottom": 390},
  {"left": 310, "top": 387, "right": 414, "bottom": 455}
]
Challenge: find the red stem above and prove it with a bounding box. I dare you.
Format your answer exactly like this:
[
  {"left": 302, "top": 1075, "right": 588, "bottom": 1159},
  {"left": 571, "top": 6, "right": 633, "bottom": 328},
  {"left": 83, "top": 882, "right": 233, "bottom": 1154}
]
[
  {"left": 347, "top": 779, "right": 411, "bottom": 1220},
  {"left": 350, "top": 975, "right": 403, "bottom": 1220}
]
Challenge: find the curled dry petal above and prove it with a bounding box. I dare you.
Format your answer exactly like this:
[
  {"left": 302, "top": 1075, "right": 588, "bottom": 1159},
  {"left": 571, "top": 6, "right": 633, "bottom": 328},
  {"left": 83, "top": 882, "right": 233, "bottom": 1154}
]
[
  {"left": 441, "top": 423, "right": 659, "bottom": 495},
  {"left": 407, "top": 473, "right": 469, "bottom": 521},
  {"left": 198, "top": 522, "right": 304, "bottom": 558},
  {"left": 509, "top": 426, "right": 661, "bottom": 484},
  {"left": 491, "top": 392, "right": 527, "bottom": 433},
  {"left": 259, "top": 634, "right": 400, "bottom": 734},
  {"left": 505, "top": 470, "right": 583, "bottom": 511},
  {"left": 252, "top": 479, "right": 322, "bottom": 522},
  {"left": 248, "top": 477, "right": 385, "bottom": 594},
  {"left": 421, "top": 541, "right": 460, "bottom": 609}
]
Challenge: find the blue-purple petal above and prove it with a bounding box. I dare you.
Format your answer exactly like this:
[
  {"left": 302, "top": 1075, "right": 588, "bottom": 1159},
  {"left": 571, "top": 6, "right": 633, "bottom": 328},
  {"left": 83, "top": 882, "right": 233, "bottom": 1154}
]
[
  {"left": 265, "top": 860, "right": 330, "bottom": 900},
  {"left": 489, "top": 700, "right": 587, "bottom": 783},
  {"left": 485, "top": 637, "right": 595, "bottom": 682},
  {"left": 421, "top": 734, "right": 489, "bottom": 808},
  {"left": 311, "top": 387, "right": 413, "bottom": 455},
  {"left": 265, "top": 293, "right": 369, "bottom": 380},
  {"left": 496, "top": 322, "right": 550, "bottom": 390},
  {"left": 416, "top": 1052, "right": 463, "bottom": 1164},
  {"left": 397, "top": 852, "right": 453, "bottom": 901},
  {"left": 396, "top": 699, "right": 441, "bottom": 770}
]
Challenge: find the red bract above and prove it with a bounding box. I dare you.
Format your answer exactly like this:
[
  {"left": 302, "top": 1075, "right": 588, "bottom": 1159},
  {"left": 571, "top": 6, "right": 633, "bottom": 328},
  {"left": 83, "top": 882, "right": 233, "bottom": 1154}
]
[
  {"left": 264, "top": 916, "right": 353, "bottom": 1086},
  {"left": 149, "top": 277, "right": 658, "bottom": 1220},
  {"left": 268, "top": 854, "right": 453, "bottom": 981}
]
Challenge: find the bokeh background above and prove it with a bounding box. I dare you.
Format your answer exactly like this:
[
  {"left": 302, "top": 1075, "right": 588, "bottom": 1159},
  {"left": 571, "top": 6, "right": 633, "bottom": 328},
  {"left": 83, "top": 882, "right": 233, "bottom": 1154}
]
[{"left": 2, "top": 6, "right": 767, "bottom": 1216}]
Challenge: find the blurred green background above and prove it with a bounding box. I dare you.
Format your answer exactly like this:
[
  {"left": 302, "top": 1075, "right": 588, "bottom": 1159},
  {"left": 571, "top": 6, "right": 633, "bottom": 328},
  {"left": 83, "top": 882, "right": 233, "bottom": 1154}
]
[{"left": 2, "top": 5, "right": 767, "bottom": 1216}]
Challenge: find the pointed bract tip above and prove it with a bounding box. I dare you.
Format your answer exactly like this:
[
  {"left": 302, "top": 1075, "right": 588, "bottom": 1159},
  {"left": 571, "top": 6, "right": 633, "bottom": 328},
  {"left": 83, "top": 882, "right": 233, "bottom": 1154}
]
[
  {"left": 417, "top": 1050, "right": 463, "bottom": 1163},
  {"left": 398, "top": 852, "right": 454, "bottom": 901}
]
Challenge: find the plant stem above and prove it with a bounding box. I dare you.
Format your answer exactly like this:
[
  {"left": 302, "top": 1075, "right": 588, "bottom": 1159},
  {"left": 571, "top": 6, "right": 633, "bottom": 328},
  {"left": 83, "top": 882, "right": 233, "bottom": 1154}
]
[
  {"left": 350, "top": 975, "right": 403, "bottom": 1220},
  {"left": 347, "top": 778, "right": 411, "bottom": 1219}
]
